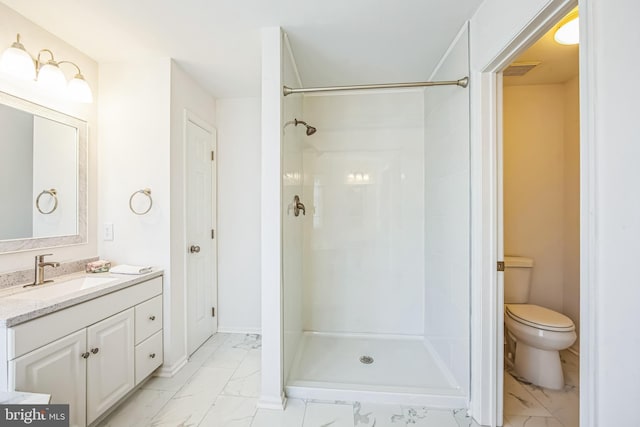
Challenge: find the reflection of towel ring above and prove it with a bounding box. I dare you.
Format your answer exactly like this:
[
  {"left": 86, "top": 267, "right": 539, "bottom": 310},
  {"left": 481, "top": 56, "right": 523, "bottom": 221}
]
[
  {"left": 129, "top": 188, "right": 153, "bottom": 215},
  {"left": 36, "top": 189, "right": 58, "bottom": 214}
]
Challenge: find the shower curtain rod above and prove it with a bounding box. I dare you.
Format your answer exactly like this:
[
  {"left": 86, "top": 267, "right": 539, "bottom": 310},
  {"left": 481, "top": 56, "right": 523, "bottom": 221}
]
[{"left": 283, "top": 76, "right": 468, "bottom": 96}]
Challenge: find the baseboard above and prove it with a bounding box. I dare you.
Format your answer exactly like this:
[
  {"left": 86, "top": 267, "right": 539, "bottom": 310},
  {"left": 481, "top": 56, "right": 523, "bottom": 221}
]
[
  {"left": 154, "top": 355, "right": 188, "bottom": 378},
  {"left": 218, "top": 326, "right": 262, "bottom": 334},
  {"left": 257, "top": 392, "right": 287, "bottom": 410}
]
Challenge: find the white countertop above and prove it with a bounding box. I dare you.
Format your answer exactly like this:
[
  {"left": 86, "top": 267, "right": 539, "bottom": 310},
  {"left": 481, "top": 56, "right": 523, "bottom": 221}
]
[
  {"left": 0, "top": 269, "right": 163, "bottom": 328},
  {"left": 0, "top": 391, "right": 51, "bottom": 404}
]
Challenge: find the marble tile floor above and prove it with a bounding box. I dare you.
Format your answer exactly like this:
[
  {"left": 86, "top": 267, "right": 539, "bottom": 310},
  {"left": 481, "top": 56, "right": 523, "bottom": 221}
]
[
  {"left": 503, "top": 350, "right": 579, "bottom": 427},
  {"left": 98, "top": 332, "right": 481, "bottom": 427}
]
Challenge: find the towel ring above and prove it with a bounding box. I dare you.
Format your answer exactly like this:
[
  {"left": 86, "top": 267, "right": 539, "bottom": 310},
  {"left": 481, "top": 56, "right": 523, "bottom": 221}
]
[
  {"left": 129, "top": 188, "right": 153, "bottom": 215},
  {"left": 36, "top": 189, "right": 58, "bottom": 214}
]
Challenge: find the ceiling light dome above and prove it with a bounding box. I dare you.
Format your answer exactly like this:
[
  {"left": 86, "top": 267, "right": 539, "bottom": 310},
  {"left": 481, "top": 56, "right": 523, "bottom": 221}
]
[{"left": 554, "top": 11, "right": 579, "bottom": 45}]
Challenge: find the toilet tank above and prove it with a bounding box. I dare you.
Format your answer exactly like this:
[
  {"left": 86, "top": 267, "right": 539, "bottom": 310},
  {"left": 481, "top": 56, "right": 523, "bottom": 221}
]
[{"left": 504, "top": 256, "right": 534, "bottom": 304}]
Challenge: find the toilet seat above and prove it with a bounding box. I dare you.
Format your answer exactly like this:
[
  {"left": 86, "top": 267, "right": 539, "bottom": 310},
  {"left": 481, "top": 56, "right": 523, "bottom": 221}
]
[{"left": 506, "top": 304, "right": 574, "bottom": 332}]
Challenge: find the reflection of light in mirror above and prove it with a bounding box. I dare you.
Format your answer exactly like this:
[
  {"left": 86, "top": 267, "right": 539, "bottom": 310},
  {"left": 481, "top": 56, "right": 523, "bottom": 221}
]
[
  {"left": 283, "top": 171, "right": 301, "bottom": 185},
  {"left": 313, "top": 177, "right": 322, "bottom": 229},
  {"left": 346, "top": 172, "right": 372, "bottom": 185}
]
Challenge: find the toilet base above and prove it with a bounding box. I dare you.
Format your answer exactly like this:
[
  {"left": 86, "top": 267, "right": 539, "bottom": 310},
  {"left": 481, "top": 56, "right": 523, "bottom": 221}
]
[{"left": 514, "top": 341, "right": 565, "bottom": 390}]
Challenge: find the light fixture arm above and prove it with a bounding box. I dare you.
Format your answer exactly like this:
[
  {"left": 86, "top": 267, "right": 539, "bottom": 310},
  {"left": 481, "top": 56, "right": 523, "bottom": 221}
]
[
  {"left": 58, "top": 60, "right": 83, "bottom": 78},
  {"left": 11, "top": 33, "right": 28, "bottom": 51},
  {"left": 36, "top": 48, "right": 57, "bottom": 71}
]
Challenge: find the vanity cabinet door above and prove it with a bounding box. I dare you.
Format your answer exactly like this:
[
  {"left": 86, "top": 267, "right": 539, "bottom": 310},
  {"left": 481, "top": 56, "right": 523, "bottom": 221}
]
[
  {"left": 11, "top": 329, "right": 87, "bottom": 427},
  {"left": 86, "top": 308, "right": 135, "bottom": 425}
]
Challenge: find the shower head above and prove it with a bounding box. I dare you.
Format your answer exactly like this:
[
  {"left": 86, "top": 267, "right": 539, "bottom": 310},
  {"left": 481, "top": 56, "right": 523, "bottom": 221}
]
[{"left": 294, "top": 118, "right": 317, "bottom": 136}]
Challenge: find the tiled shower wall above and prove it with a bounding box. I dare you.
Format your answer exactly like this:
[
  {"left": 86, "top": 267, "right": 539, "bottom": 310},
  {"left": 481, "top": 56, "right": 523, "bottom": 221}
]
[{"left": 301, "top": 90, "right": 425, "bottom": 335}]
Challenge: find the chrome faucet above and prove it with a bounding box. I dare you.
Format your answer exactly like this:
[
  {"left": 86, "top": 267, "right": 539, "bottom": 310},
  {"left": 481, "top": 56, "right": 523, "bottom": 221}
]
[{"left": 24, "top": 254, "right": 61, "bottom": 287}]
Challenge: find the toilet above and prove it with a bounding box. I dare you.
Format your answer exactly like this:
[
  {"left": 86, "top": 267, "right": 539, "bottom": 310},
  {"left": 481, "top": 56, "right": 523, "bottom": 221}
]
[{"left": 504, "top": 256, "right": 576, "bottom": 390}]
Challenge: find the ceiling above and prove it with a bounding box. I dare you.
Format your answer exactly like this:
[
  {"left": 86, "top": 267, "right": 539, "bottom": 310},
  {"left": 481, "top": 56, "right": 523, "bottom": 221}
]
[
  {"left": 0, "top": 0, "right": 484, "bottom": 98},
  {"left": 503, "top": 19, "right": 579, "bottom": 86}
]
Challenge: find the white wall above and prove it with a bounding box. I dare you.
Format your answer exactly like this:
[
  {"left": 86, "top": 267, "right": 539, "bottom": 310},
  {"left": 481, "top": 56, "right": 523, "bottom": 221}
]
[
  {"left": 0, "top": 2, "right": 98, "bottom": 272},
  {"left": 302, "top": 90, "right": 425, "bottom": 335},
  {"left": 423, "top": 24, "right": 470, "bottom": 394},
  {"left": 584, "top": 0, "right": 640, "bottom": 423},
  {"left": 259, "top": 26, "right": 285, "bottom": 409},
  {"left": 503, "top": 80, "right": 580, "bottom": 349},
  {"left": 99, "top": 59, "right": 216, "bottom": 373},
  {"left": 503, "top": 85, "right": 566, "bottom": 312},
  {"left": 216, "top": 97, "right": 261, "bottom": 334},
  {"left": 98, "top": 59, "right": 175, "bottom": 363},
  {"left": 562, "top": 75, "right": 580, "bottom": 351}
]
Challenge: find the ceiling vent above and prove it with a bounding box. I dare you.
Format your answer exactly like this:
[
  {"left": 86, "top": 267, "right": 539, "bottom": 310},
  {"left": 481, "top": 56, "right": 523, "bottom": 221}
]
[{"left": 504, "top": 61, "right": 541, "bottom": 77}]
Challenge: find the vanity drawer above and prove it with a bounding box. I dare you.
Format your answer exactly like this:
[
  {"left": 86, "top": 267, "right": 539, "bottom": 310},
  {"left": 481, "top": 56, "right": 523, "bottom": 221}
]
[
  {"left": 135, "top": 330, "right": 163, "bottom": 385},
  {"left": 134, "top": 295, "right": 162, "bottom": 344}
]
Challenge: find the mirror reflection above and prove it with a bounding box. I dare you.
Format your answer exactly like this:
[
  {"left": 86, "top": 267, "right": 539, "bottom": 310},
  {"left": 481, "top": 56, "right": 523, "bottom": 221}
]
[
  {"left": 0, "top": 92, "right": 86, "bottom": 252},
  {"left": 0, "top": 104, "right": 78, "bottom": 240}
]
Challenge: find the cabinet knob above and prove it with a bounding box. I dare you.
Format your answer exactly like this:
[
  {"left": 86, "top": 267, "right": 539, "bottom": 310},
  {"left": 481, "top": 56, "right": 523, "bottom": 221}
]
[
  {"left": 149, "top": 315, "right": 156, "bottom": 321},
  {"left": 81, "top": 352, "right": 90, "bottom": 359},
  {"left": 149, "top": 353, "right": 156, "bottom": 359},
  {"left": 91, "top": 348, "right": 99, "bottom": 354}
]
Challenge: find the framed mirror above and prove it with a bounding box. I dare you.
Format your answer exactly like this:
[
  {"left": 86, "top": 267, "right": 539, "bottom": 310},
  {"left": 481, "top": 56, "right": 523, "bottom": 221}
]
[{"left": 0, "top": 91, "right": 87, "bottom": 253}]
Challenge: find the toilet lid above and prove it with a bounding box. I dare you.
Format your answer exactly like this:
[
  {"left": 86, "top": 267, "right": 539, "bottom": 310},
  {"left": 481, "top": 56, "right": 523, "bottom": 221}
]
[{"left": 506, "top": 304, "right": 575, "bottom": 332}]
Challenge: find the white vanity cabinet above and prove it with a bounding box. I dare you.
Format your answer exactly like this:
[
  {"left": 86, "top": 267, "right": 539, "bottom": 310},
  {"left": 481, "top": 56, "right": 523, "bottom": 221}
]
[
  {"left": 12, "top": 329, "right": 87, "bottom": 427},
  {"left": 1, "top": 274, "right": 163, "bottom": 427},
  {"left": 86, "top": 308, "right": 135, "bottom": 424}
]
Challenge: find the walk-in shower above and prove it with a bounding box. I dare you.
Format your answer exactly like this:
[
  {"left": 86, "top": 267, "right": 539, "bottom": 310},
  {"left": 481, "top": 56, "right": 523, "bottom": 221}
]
[{"left": 281, "top": 87, "right": 469, "bottom": 406}]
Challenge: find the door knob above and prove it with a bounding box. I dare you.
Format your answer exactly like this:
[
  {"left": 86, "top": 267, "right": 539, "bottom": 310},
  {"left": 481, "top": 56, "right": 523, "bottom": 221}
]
[
  {"left": 189, "top": 245, "right": 201, "bottom": 253},
  {"left": 81, "top": 352, "right": 90, "bottom": 359},
  {"left": 91, "top": 348, "right": 99, "bottom": 354}
]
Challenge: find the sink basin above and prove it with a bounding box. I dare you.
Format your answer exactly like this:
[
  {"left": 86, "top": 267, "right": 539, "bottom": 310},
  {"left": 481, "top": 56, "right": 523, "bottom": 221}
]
[{"left": 9, "top": 277, "right": 118, "bottom": 300}]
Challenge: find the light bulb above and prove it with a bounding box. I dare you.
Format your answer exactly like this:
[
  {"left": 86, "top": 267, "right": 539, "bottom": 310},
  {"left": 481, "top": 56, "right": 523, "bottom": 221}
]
[
  {"left": 554, "top": 17, "right": 580, "bottom": 45},
  {"left": 0, "top": 37, "right": 36, "bottom": 80},
  {"left": 68, "top": 74, "right": 93, "bottom": 103},
  {"left": 37, "top": 62, "right": 67, "bottom": 95}
]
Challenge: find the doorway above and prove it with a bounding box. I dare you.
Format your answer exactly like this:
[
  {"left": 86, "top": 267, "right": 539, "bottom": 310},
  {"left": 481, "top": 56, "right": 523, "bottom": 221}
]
[
  {"left": 498, "top": 10, "right": 580, "bottom": 427},
  {"left": 185, "top": 111, "right": 218, "bottom": 356}
]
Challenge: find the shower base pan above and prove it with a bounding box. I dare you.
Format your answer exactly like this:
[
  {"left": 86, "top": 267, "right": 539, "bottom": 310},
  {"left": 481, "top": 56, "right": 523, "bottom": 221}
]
[{"left": 286, "top": 332, "right": 466, "bottom": 407}]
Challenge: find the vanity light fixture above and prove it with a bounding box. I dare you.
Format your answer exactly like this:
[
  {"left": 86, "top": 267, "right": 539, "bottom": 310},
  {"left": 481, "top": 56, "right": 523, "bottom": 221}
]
[
  {"left": 554, "top": 10, "right": 580, "bottom": 45},
  {"left": 0, "top": 33, "right": 93, "bottom": 103}
]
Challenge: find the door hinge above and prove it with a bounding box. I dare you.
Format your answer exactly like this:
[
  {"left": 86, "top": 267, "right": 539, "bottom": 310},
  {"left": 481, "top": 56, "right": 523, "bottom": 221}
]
[
  {"left": 211, "top": 229, "right": 215, "bottom": 239},
  {"left": 497, "top": 261, "right": 505, "bottom": 272},
  {"left": 212, "top": 307, "right": 215, "bottom": 317},
  {"left": 211, "top": 151, "right": 215, "bottom": 161}
]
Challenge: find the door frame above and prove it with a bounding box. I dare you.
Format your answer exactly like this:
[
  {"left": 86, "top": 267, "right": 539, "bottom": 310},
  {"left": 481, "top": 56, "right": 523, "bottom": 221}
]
[
  {"left": 470, "top": 0, "right": 597, "bottom": 426},
  {"left": 183, "top": 109, "right": 218, "bottom": 356}
]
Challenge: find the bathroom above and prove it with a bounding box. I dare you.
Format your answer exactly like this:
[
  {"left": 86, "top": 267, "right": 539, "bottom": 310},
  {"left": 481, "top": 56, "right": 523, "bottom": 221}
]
[
  {"left": 501, "top": 13, "right": 580, "bottom": 426},
  {"left": 0, "top": 1, "right": 638, "bottom": 427}
]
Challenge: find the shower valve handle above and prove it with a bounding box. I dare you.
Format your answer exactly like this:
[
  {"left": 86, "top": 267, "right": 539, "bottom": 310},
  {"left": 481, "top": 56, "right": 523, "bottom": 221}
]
[{"left": 291, "top": 195, "right": 306, "bottom": 216}]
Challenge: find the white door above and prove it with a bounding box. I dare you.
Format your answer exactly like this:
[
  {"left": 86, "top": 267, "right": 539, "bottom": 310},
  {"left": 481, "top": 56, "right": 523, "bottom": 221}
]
[
  {"left": 12, "top": 329, "right": 87, "bottom": 427},
  {"left": 86, "top": 308, "right": 135, "bottom": 424},
  {"left": 186, "top": 112, "right": 217, "bottom": 355}
]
